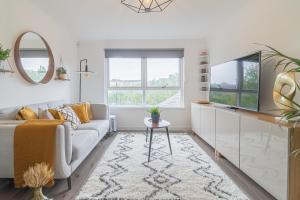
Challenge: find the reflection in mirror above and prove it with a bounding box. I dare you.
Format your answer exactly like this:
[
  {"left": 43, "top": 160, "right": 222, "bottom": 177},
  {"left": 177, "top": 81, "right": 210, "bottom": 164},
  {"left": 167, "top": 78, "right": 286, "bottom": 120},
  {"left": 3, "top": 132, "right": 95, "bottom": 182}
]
[{"left": 19, "top": 32, "right": 49, "bottom": 83}]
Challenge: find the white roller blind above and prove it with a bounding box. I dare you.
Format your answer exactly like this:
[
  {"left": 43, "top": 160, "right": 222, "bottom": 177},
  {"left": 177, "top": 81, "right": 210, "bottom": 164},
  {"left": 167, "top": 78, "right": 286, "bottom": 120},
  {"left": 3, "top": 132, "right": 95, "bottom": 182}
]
[{"left": 105, "top": 49, "right": 184, "bottom": 58}]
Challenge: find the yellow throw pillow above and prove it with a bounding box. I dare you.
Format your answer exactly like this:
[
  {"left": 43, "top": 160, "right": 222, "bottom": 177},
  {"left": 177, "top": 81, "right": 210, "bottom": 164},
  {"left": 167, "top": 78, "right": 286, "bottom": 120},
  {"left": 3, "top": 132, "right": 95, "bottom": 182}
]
[
  {"left": 16, "top": 113, "right": 24, "bottom": 120},
  {"left": 70, "top": 103, "right": 90, "bottom": 123},
  {"left": 17, "top": 107, "right": 38, "bottom": 120},
  {"left": 86, "top": 102, "right": 93, "bottom": 120},
  {"left": 48, "top": 109, "right": 65, "bottom": 120}
]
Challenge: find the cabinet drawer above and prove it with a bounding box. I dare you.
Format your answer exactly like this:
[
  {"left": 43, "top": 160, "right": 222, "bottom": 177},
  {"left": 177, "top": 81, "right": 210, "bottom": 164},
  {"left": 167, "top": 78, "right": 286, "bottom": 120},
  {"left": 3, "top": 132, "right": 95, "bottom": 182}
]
[
  {"left": 240, "top": 115, "right": 288, "bottom": 200},
  {"left": 216, "top": 109, "right": 240, "bottom": 167}
]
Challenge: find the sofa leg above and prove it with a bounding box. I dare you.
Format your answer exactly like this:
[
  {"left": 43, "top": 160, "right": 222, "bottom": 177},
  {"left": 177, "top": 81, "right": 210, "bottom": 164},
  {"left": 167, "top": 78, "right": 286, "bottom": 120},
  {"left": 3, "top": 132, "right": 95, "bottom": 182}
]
[{"left": 67, "top": 177, "right": 72, "bottom": 190}]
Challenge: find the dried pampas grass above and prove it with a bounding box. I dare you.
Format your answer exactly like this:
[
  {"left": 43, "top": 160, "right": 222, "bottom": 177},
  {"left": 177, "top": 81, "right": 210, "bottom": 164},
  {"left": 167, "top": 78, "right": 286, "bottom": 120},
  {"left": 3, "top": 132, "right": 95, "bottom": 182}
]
[{"left": 23, "top": 162, "right": 54, "bottom": 188}]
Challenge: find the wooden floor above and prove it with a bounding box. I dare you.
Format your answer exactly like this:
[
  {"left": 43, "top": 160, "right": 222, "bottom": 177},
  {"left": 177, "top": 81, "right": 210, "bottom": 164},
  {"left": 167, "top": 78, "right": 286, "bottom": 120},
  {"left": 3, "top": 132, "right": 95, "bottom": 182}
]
[{"left": 0, "top": 132, "right": 276, "bottom": 200}]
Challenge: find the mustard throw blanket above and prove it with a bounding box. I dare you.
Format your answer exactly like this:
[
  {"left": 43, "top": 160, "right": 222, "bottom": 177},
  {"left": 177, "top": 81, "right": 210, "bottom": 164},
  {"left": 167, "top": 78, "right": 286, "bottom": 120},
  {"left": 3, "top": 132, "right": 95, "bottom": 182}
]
[{"left": 14, "top": 120, "right": 64, "bottom": 188}]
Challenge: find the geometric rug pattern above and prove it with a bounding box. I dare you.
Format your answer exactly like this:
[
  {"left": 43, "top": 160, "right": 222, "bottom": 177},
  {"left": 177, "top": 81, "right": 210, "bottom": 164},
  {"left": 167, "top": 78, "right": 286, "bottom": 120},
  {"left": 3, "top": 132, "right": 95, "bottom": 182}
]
[{"left": 76, "top": 132, "right": 249, "bottom": 200}]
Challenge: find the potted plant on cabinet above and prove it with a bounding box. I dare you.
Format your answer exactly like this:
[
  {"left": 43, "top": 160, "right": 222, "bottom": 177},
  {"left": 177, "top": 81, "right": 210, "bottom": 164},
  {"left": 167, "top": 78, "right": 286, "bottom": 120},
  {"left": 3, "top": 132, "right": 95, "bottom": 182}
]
[
  {"left": 56, "top": 67, "right": 68, "bottom": 80},
  {"left": 149, "top": 107, "right": 161, "bottom": 123}
]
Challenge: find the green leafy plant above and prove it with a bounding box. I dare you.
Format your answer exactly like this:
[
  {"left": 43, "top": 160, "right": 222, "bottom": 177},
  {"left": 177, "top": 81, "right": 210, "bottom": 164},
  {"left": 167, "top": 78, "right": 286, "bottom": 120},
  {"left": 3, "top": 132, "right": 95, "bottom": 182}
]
[
  {"left": 56, "top": 67, "right": 67, "bottom": 75},
  {"left": 148, "top": 106, "right": 160, "bottom": 115},
  {"left": 261, "top": 44, "right": 300, "bottom": 72},
  {"left": 0, "top": 44, "right": 10, "bottom": 61},
  {"left": 262, "top": 44, "right": 300, "bottom": 121}
]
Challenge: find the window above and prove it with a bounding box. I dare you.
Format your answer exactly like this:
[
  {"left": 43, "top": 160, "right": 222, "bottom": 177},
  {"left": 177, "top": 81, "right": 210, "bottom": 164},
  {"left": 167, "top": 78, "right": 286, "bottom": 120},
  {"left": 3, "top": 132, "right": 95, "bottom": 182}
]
[{"left": 106, "top": 49, "right": 184, "bottom": 107}]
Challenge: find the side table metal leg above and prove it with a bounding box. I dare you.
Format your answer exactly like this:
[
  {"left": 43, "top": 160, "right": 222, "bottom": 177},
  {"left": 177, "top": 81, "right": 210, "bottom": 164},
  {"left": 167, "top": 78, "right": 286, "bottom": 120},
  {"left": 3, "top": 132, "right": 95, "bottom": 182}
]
[
  {"left": 148, "top": 128, "right": 153, "bottom": 162},
  {"left": 146, "top": 127, "right": 148, "bottom": 142},
  {"left": 166, "top": 127, "right": 172, "bottom": 155}
]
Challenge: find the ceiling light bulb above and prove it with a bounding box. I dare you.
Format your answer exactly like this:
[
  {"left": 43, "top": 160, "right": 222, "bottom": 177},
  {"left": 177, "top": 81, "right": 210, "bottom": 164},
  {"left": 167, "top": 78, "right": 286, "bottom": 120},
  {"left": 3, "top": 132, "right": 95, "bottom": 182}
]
[{"left": 144, "top": 0, "right": 151, "bottom": 8}]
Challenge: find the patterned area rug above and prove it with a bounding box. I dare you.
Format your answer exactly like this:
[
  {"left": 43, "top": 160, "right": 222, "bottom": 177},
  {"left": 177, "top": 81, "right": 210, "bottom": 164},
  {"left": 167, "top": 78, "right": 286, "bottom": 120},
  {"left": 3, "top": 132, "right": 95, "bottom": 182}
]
[{"left": 76, "top": 132, "right": 249, "bottom": 200}]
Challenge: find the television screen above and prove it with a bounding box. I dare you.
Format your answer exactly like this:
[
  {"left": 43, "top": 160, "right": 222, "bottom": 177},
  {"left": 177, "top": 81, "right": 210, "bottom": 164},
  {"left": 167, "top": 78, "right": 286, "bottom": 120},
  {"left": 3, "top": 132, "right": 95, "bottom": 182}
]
[{"left": 210, "top": 52, "right": 260, "bottom": 111}]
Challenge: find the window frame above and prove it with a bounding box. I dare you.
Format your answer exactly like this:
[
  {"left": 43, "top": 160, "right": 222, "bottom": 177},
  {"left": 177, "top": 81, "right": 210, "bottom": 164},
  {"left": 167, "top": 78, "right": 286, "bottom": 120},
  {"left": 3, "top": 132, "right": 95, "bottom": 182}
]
[{"left": 106, "top": 57, "right": 184, "bottom": 108}]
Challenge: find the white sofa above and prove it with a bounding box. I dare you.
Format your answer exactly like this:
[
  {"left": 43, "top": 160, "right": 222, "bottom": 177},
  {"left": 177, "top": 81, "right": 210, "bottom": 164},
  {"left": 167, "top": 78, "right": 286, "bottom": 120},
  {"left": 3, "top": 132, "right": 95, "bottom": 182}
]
[{"left": 0, "top": 100, "right": 110, "bottom": 189}]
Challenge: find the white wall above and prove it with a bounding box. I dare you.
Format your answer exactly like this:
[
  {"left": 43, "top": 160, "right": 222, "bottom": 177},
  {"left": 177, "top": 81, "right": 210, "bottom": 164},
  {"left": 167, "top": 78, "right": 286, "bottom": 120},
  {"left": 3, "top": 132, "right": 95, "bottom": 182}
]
[
  {"left": 0, "top": 0, "right": 78, "bottom": 108},
  {"left": 78, "top": 39, "right": 207, "bottom": 131},
  {"left": 207, "top": 0, "right": 300, "bottom": 65}
]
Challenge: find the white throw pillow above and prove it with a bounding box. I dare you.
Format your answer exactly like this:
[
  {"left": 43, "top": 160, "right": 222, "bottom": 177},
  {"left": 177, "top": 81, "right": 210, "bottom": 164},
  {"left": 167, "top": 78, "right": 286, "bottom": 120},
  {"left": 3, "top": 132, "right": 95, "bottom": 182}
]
[
  {"left": 55, "top": 106, "right": 81, "bottom": 129},
  {"left": 38, "top": 108, "right": 54, "bottom": 120}
]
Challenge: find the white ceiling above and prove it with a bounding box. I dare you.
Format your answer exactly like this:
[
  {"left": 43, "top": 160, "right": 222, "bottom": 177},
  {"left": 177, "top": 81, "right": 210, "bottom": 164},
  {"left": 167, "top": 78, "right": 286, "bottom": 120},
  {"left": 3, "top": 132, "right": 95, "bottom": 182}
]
[{"left": 30, "top": 0, "right": 247, "bottom": 41}]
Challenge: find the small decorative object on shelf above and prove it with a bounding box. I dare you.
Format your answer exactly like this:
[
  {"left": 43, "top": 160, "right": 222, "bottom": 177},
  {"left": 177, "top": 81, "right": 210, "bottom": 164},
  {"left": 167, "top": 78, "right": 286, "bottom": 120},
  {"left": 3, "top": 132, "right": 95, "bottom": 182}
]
[
  {"left": 201, "top": 75, "right": 207, "bottom": 82},
  {"left": 23, "top": 162, "right": 54, "bottom": 200},
  {"left": 201, "top": 86, "right": 208, "bottom": 91},
  {"left": 0, "top": 44, "right": 14, "bottom": 73},
  {"left": 55, "top": 57, "right": 69, "bottom": 80},
  {"left": 200, "top": 52, "right": 208, "bottom": 56},
  {"left": 200, "top": 51, "right": 209, "bottom": 64},
  {"left": 201, "top": 68, "right": 207, "bottom": 73},
  {"left": 149, "top": 106, "right": 160, "bottom": 123}
]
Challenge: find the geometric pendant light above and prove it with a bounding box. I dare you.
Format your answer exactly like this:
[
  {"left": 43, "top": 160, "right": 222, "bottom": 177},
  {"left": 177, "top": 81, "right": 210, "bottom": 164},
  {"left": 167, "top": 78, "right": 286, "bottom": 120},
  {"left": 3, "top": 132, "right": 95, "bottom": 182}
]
[{"left": 121, "top": 0, "right": 174, "bottom": 13}]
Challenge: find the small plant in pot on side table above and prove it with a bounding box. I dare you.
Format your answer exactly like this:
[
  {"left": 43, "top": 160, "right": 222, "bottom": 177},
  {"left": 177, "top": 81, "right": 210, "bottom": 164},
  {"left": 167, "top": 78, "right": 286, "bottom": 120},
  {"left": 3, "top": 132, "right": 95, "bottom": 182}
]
[
  {"left": 149, "top": 107, "right": 160, "bottom": 123},
  {"left": 56, "top": 67, "right": 68, "bottom": 80}
]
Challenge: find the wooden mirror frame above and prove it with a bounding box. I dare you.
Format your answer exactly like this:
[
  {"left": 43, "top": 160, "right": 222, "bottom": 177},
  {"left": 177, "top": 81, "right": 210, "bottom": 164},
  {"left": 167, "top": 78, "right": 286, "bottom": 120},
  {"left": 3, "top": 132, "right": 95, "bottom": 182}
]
[{"left": 14, "top": 31, "right": 54, "bottom": 84}]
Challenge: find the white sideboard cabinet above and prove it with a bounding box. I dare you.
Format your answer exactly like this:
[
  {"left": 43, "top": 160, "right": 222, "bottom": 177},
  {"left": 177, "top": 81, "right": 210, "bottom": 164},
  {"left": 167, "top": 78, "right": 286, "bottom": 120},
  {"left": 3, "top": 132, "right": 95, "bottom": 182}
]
[{"left": 191, "top": 102, "right": 300, "bottom": 200}]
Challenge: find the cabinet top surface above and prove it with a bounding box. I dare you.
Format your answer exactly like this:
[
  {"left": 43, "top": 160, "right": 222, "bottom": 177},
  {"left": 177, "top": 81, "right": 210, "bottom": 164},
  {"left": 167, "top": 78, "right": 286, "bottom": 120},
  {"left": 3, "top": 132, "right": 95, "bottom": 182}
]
[{"left": 191, "top": 102, "right": 299, "bottom": 129}]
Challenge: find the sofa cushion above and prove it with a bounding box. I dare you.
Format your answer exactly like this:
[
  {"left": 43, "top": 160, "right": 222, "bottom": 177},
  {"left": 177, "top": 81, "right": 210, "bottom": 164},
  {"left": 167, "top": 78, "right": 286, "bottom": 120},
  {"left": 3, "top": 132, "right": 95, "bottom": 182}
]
[
  {"left": 38, "top": 108, "right": 54, "bottom": 120},
  {"left": 53, "top": 106, "right": 81, "bottom": 129},
  {"left": 0, "top": 107, "right": 20, "bottom": 120},
  {"left": 47, "top": 100, "right": 68, "bottom": 109},
  {"left": 70, "top": 103, "right": 90, "bottom": 123},
  {"left": 71, "top": 129, "right": 99, "bottom": 161},
  {"left": 27, "top": 103, "right": 49, "bottom": 114},
  {"left": 78, "top": 120, "right": 109, "bottom": 138},
  {"left": 18, "top": 107, "right": 38, "bottom": 120}
]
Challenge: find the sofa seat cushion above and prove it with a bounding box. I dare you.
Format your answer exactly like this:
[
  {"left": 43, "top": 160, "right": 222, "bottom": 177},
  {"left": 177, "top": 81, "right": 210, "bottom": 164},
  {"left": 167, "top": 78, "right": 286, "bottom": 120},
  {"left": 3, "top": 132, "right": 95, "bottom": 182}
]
[
  {"left": 71, "top": 130, "right": 99, "bottom": 161},
  {"left": 78, "top": 120, "right": 109, "bottom": 138}
]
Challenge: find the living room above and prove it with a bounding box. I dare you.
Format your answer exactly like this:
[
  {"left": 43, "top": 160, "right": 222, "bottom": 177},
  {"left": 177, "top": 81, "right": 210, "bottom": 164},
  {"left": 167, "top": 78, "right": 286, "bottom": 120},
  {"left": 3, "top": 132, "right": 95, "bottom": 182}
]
[{"left": 0, "top": 1, "right": 299, "bottom": 200}]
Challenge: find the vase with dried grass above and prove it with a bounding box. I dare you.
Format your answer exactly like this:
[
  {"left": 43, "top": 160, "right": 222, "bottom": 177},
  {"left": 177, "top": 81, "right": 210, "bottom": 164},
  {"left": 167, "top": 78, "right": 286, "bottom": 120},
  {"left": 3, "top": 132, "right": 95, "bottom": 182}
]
[{"left": 23, "top": 162, "right": 54, "bottom": 200}]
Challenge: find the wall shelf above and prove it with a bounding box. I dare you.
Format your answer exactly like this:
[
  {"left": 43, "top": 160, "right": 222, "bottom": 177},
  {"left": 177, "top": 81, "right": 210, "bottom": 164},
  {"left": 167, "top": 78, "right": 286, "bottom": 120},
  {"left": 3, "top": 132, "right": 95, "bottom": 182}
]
[
  {"left": 199, "top": 55, "right": 209, "bottom": 58},
  {"left": 0, "top": 69, "right": 14, "bottom": 73},
  {"left": 199, "top": 51, "right": 210, "bottom": 93},
  {"left": 55, "top": 78, "right": 71, "bottom": 81}
]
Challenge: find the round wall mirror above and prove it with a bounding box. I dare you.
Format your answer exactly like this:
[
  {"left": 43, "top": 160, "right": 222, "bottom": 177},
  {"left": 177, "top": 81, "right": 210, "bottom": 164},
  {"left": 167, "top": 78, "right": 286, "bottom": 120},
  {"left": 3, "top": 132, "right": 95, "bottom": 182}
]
[{"left": 14, "top": 31, "right": 54, "bottom": 84}]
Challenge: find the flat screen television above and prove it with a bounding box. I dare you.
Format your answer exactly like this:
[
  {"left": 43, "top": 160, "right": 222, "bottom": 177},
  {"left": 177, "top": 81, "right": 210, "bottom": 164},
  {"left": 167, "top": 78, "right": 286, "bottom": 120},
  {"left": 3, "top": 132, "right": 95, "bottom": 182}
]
[{"left": 209, "top": 52, "right": 261, "bottom": 112}]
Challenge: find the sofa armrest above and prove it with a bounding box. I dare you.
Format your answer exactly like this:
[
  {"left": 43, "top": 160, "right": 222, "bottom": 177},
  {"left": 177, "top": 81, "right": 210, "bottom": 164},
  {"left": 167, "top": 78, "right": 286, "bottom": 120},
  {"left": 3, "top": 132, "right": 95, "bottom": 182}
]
[
  {"left": 62, "top": 122, "right": 72, "bottom": 164},
  {"left": 0, "top": 124, "right": 17, "bottom": 177},
  {"left": 54, "top": 122, "right": 72, "bottom": 178},
  {"left": 0, "top": 122, "right": 72, "bottom": 179},
  {"left": 90, "top": 104, "right": 109, "bottom": 120}
]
